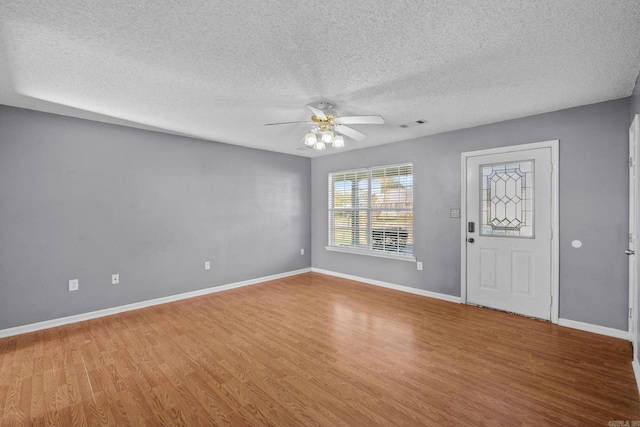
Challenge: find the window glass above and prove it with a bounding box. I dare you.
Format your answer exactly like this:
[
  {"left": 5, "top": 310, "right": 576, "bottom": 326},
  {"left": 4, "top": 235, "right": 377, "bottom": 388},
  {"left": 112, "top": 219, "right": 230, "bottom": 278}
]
[{"left": 328, "top": 163, "right": 413, "bottom": 256}]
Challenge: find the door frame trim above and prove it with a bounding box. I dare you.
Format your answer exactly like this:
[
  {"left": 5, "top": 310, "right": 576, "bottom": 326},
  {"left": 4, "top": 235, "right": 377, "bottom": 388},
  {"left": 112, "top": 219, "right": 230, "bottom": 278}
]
[
  {"left": 460, "top": 140, "right": 560, "bottom": 324},
  {"left": 630, "top": 114, "right": 639, "bottom": 348}
]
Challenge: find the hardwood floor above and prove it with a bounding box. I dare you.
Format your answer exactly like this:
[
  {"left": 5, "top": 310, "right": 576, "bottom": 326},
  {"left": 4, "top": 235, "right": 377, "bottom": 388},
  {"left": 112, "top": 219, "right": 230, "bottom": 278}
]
[{"left": 1, "top": 272, "right": 639, "bottom": 426}]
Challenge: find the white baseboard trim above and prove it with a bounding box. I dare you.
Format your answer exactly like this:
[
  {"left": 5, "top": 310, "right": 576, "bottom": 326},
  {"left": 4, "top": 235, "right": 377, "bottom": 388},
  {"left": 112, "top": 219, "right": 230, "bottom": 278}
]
[
  {"left": 558, "top": 318, "right": 629, "bottom": 340},
  {"left": 311, "top": 268, "right": 461, "bottom": 304},
  {"left": 0, "top": 268, "right": 311, "bottom": 339},
  {"left": 633, "top": 358, "right": 640, "bottom": 396}
]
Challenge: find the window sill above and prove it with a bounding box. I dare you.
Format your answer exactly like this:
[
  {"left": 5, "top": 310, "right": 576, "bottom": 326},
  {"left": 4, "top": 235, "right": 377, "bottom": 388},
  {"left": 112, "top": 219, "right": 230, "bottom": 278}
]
[{"left": 325, "top": 246, "right": 416, "bottom": 262}]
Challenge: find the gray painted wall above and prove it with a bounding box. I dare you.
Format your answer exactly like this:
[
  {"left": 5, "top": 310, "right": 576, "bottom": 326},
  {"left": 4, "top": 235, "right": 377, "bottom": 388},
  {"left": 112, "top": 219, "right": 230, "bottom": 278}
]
[
  {"left": 312, "top": 98, "right": 630, "bottom": 331},
  {"left": 0, "top": 105, "right": 311, "bottom": 330}
]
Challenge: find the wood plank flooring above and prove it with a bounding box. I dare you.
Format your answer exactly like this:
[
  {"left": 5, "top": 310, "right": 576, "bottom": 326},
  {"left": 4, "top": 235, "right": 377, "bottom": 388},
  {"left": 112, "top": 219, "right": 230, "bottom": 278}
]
[{"left": 1, "top": 272, "right": 639, "bottom": 426}]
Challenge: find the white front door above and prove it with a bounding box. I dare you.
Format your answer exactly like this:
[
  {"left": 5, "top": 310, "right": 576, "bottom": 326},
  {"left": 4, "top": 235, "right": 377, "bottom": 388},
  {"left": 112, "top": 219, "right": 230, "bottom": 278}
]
[
  {"left": 629, "top": 114, "right": 639, "bottom": 354},
  {"left": 464, "top": 146, "right": 553, "bottom": 320}
]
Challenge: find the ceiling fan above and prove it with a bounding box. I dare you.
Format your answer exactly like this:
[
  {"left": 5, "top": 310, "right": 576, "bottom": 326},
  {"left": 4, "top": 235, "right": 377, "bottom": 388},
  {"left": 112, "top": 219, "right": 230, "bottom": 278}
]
[{"left": 265, "top": 102, "right": 384, "bottom": 150}]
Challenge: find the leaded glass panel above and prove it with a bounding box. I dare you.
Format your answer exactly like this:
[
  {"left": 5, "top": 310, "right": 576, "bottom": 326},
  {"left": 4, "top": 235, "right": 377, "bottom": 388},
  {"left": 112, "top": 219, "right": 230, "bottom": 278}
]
[{"left": 480, "top": 161, "right": 534, "bottom": 237}]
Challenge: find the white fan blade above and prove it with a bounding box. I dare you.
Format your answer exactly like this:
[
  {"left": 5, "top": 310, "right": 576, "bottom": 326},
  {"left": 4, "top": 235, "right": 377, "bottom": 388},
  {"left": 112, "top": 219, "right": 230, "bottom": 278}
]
[
  {"left": 336, "top": 125, "right": 366, "bottom": 141},
  {"left": 337, "top": 115, "right": 384, "bottom": 125},
  {"left": 264, "top": 121, "right": 311, "bottom": 126},
  {"left": 307, "top": 104, "right": 327, "bottom": 121}
]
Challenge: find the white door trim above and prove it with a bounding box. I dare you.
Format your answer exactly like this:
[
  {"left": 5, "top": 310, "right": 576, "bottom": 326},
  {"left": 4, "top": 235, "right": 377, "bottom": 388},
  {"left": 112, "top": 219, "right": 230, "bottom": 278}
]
[
  {"left": 630, "top": 114, "right": 639, "bottom": 349},
  {"left": 460, "top": 140, "right": 560, "bottom": 324}
]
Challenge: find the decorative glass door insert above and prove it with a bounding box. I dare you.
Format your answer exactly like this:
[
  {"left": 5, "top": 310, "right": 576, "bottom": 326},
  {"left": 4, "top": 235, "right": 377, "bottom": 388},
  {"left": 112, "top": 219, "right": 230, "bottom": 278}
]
[{"left": 480, "top": 161, "right": 534, "bottom": 237}]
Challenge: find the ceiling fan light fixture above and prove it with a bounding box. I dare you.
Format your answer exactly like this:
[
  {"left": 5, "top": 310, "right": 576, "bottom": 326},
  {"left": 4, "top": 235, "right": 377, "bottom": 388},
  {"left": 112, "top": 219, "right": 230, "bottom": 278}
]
[
  {"left": 321, "top": 130, "right": 334, "bottom": 143},
  {"left": 287, "top": 103, "right": 384, "bottom": 151},
  {"left": 304, "top": 132, "right": 317, "bottom": 146}
]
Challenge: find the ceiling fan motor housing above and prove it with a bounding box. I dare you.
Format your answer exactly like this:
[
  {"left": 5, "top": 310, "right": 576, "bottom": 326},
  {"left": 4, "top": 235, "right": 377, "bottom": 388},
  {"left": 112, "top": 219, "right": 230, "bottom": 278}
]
[{"left": 315, "top": 101, "right": 334, "bottom": 111}]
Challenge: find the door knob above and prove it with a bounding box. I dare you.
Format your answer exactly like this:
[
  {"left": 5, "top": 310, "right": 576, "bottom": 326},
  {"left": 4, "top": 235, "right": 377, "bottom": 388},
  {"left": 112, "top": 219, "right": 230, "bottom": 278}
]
[
  {"left": 626, "top": 249, "right": 635, "bottom": 255},
  {"left": 467, "top": 238, "right": 475, "bottom": 243}
]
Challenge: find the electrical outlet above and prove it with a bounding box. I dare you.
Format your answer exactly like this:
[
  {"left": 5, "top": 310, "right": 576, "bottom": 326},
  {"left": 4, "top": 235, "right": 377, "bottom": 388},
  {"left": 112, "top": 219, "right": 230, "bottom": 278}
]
[
  {"left": 300, "top": 249, "right": 304, "bottom": 255},
  {"left": 69, "top": 279, "right": 79, "bottom": 291},
  {"left": 417, "top": 262, "right": 423, "bottom": 271},
  {"left": 112, "top": 274, "right": 119, "bottom": 284},
  {"left": 205, "top": 261, "right": 211, "bottom": 270}
]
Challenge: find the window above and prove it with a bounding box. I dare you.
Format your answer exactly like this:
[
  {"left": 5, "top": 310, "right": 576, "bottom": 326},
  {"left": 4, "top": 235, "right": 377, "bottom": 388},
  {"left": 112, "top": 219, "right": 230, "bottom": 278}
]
[{"left": 328, "top": 163, "right": 414, "bottom": 260}]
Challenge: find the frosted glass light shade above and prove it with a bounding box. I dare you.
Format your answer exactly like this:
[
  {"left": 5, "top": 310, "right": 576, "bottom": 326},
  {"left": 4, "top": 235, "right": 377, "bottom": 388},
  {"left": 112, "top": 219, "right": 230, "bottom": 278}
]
[
  {"left": 304, "top": 132, "right": 317, "bottom": 146},
  {"left": 314, "top": 141, "right": 326, "bottom": 150},
  {"left": 332, "top": 135, "right": 344, "bottom": 148},
  {"left": 321, "top": 130, "right": 334, "bottom": 143}
]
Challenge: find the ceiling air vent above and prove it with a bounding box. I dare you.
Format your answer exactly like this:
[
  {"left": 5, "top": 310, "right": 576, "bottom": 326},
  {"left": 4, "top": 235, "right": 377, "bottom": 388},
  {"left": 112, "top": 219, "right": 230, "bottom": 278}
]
[{"left": 400, "top": 119, "right": 428, "bottom": 128}]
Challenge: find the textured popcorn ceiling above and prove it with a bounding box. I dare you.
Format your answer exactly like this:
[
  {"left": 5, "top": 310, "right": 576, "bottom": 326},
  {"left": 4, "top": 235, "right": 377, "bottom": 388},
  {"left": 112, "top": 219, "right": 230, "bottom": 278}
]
[{"left": 1, "top": 1, "right": 639, "bottom": 157}]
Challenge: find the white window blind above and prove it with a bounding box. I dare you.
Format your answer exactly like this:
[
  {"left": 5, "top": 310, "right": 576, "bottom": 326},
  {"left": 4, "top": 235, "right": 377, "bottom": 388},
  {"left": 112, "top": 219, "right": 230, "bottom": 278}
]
[{"left": 328, "top": 163, "right": 413, "bottom": 257}]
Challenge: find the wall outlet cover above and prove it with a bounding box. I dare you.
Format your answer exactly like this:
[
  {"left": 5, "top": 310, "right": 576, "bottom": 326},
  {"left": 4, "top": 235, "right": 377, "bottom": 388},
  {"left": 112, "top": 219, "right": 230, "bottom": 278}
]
[
  {"left": 69, "top": 279, "right": 79, "bottom": 291},
  {"left": 112, "top": 274, "right": 119, "bottom": 284}
]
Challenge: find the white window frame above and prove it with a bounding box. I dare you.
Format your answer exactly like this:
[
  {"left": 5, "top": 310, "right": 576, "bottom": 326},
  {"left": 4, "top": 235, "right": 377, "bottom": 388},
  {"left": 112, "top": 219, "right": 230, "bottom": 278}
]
[{"left": 326, "top": 163, "right": 416, "bottom": 262}]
